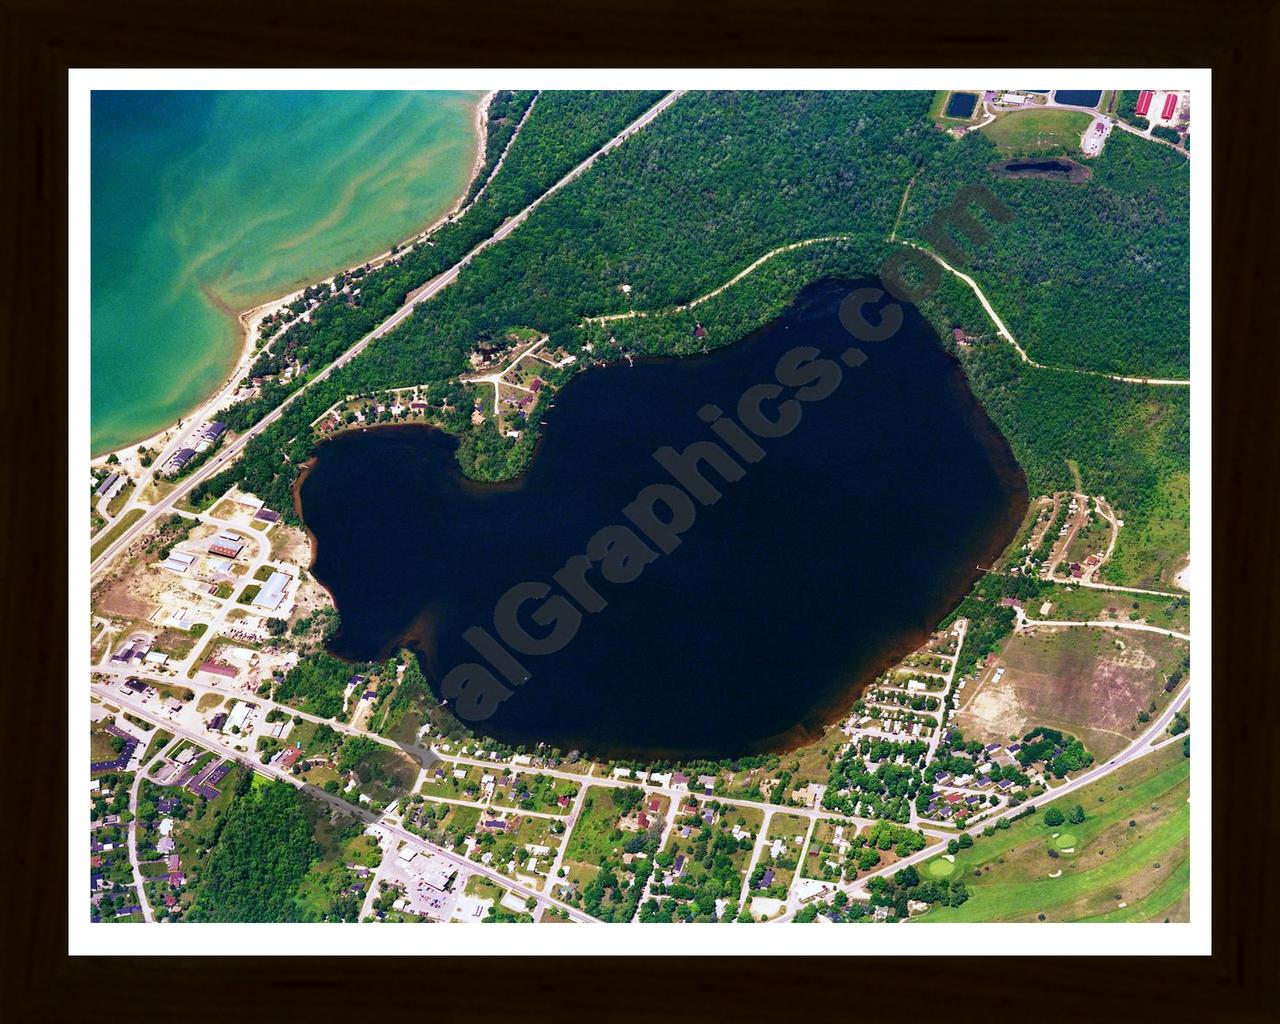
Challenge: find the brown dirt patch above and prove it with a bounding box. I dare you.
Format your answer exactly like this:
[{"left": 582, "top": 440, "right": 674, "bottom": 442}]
[{"left": 954, "top": 628, "right": 1186, "bottom": 759}]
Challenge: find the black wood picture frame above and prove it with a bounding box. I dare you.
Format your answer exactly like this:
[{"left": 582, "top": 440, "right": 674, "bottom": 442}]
[{"left": 3, "top": 0, "right": 1275, "bottom": 1018}]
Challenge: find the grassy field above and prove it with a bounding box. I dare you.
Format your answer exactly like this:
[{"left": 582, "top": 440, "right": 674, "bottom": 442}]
[
  {"left": 918, "top": 741, "right": 1190, "bottom": 922},
  {"left": 1104, "top": 471, "right": 1190, "bottom": 589},
  {"left": 90, "top": 507, "right": 144, "bottom": 561},
  {"left": 562, "top": 786, "right": 628, "bottom": 867},
  {"left": 90, "top": 720, "right": 124, "bottom": 762},
  {"left": 955, "top": 625, "right": 1188, "bottom": 759},
  {"left": 1039, "top": 584, "right": 1190, "bottom": 634},
  {"left": 464, "top": 875, "right": 505, "bottom": 901},
  {"left": 105, "top": 481, "right": 135, "bottom": 518},
  {"left": 140, "top": 729, "right": 174, "bottom": 765},
  {"left": 981, "top": 109, "right": 1093, "bottom": 156}
]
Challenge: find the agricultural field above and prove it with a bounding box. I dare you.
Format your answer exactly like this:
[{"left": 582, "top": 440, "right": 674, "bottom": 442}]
[
  {"left": 917, "top": 741, "right": 1190, "bottom": 922},
  {"left": 980, "top": 108, "right": 1093, "bottom": 155},
  {"left": 955, "top": 626, "right": 1189, "bottom": 760}
]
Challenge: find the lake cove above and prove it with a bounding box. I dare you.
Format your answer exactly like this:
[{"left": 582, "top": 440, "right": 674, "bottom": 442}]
[{"left": 298, "top": 279, "right": 1028, "bottom": 761}]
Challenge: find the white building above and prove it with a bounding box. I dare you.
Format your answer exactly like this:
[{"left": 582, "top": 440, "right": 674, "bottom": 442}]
[
  {"left": 223, "top": 701, "right": 254, "bottom": 734},
  {"left": 252, "top": 571, "right": 291, "bottom": 612}
]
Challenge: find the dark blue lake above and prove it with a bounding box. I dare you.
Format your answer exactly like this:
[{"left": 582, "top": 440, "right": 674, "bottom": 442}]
[
  {"left": 298, "top": 280, "right": 1027, "bottom": 760},
  {"left": 1054, "top": 90, "right": 1102, "bottom": 107},
  {"left": 945, "top": 92, "right": 978, "bottom": 118}
]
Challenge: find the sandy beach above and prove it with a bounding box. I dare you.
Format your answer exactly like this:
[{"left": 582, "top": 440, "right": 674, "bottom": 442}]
[{"left": 91, "top": 90, "right": 495, "bottom": 472}]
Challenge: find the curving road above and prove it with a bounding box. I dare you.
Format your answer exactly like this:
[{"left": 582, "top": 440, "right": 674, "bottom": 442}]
[{"left": 901, "top": 241, "right": 1191, "bottom": 387}]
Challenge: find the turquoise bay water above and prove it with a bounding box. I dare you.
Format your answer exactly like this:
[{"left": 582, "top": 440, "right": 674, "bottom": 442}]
[{"left": 91, "top": 90, "right": 481, "bottom": 455}]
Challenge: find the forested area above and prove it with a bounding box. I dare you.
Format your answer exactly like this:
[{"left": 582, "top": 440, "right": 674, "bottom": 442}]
[
  {"left": 190, "top": 90, "right": 667, "bottom": 512},
  {"left": 955, "top": 343, "right": 1189, "bottom": 572},
  {"left": 905, "top": 265, "right": 1190, "bottom": 585},
  {"left": 187, "top": 781, "right": 319, "bottom": 922},
  {"left": 194, "top": 90, "right": 1189, "bottom": 592},
  {"left": 275, "top": 651, "right": 375, "bottom": 718},
  {"left": 211, "top": 90, "right": 665, "bottom": 434},
  {"left": 461, "top": 90, "right": 537, "bottom": 206},
  {"left": 369, "top": 90, "right": 933, "bottom": 378},
  {"left": 336, "top": 91, "right": 934, "bottom": 483},
  {"left": 900, "top": 128, "right": 1190, "bottom": 378}
]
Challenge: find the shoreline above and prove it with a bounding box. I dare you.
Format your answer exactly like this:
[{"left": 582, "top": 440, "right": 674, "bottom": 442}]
[
  {"left": 91, "top": 90, "right": 494, "bottom": 465},
  {"left": 290, "top": 279, "right": 1032, "bottom": 766}
]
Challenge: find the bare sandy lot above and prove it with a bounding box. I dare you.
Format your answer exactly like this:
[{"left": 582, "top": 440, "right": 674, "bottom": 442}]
[{"left": 954, "top": 626, "right": 1188, "bottom": 759}]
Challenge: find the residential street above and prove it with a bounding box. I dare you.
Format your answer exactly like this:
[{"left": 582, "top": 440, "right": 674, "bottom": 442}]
[
  {"left": 768, "top": 680, "right": 1192, "bottom": 923},
  {"left": 93, "top": 681, "right": 597, "bottom": 924}
]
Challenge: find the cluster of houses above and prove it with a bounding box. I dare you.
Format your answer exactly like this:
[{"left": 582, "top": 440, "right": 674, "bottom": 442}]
[
  {"left": 921, "top": 739, "right": 1030, "bottom": 824},
  {"left": 88, "top": 797, "right": 141, "bottom": 917},
  {"left": 610, "top": 767, "right": 717, "bottom": 795},
  {"left": 1066, "top": 552, "right": 1103, "bottom": 580}
]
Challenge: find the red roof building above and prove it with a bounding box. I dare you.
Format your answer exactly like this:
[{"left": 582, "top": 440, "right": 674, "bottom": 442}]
[
  {"left": 1161, "top": 92, "right": 1178, "bottom": 120},
  {"left": 1135, "top": 90, "right": 1153, "bottom": 116}
]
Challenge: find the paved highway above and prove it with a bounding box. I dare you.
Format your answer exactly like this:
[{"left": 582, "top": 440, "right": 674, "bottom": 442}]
[
  {"left": 92, "top": 680, "right": 598, "bottom": 923},
  {"left": 90, "top": 90, "right": 685, "bottom": 579},
  {"left": 767, "top": 681, "right": 1192, "bottom": 922}
]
